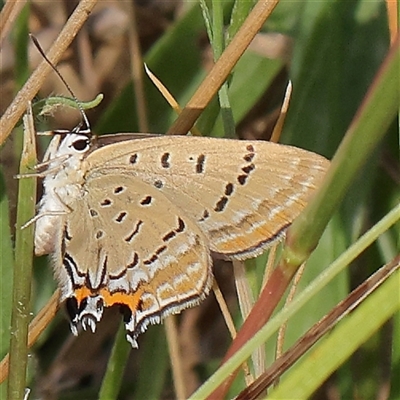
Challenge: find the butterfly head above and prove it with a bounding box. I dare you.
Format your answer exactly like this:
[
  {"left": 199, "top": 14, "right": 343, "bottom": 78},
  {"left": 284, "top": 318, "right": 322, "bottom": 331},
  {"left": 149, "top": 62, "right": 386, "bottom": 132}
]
[
  {"left": 54, "top": 132, "right": 91, "bottom": 158},
  {"left": 37, "top": 131, "right": 95, "bottom": 209},
  {"left": 40, "top": 131, "right": 93, "bottom": 177}
]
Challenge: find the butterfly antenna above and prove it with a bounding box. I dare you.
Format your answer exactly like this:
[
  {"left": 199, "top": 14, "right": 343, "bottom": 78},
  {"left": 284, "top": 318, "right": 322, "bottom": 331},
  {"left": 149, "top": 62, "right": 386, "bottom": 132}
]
[{"left": 30, "top": 34, "right": 91, "bottom": 134}]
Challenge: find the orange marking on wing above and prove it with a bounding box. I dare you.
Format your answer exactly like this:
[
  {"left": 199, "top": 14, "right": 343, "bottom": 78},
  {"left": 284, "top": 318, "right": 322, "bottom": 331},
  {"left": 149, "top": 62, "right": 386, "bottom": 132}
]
[
  {"left": 99, "top": 287, "right": 144, "bottom": 313},
  {"left": 74, "top": 287, "right": 92, "bottom": 305},
  {"left": 73, "top": 286, "right": 144, "bottom": 313}
]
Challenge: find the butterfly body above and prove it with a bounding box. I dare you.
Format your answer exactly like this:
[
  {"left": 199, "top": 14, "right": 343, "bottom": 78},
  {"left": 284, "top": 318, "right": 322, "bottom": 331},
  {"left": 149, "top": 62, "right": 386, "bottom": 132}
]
[
  {"left": 34, "top": 136, "right": 87, "bottom": 256},
  {"left": 34, "top": 132, "right": 329, "bottom": 346}
]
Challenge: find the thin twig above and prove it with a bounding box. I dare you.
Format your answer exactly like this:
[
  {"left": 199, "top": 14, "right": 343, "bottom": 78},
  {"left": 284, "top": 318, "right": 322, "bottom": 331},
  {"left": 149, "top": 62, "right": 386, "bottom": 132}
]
[
  {"left": 167, "top": 0, "right": 279, "bottom": 135},
  {"left": 0, "top": 0, "right": 99, "bottom": 146}
]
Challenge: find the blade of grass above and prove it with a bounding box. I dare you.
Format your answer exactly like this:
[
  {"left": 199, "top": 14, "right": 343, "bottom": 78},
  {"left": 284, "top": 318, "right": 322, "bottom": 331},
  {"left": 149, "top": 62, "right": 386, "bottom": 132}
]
[
  {"left": 0, "top": 169, "right": 14, "bottom": 400},
  {"left": 235, "top": 256, "right": 399, "bottom": 399},
  {"left": 165, "top": 316, "right": 187, "bottom": 398},
  {"left": 0, "top": 0, "right": 27, "bottom": 45},
  {"left": 284, "top": 36, "right": 399, "bottom": 266},
  {"left": 131, "top": 325, "right": 169, "bottom": 399},
  {"left": 7, "top": 105, "right": 37, "bottom": 400},
  {"left": 189, "top": 202, "right": 400, "bottom": 399},
  {"left": 98, "top": 323, "right": 131, "bottom": 400},
  {"left": 13, "top": 3, "right": 29, "bottom": 87},
  {"left": 209, "top": 34, "right": 399, "bottom": 399},
  {"left": 225, "top": 51, "right": 283, "bottom": 126},
  {"left": 0, "top": 289, "right": 60, "bottom": 384},
  {"left": 210, "top": 0, "right": 236, "bottom": 138},
  {"left": 96, "top": 2, "right": 207, "bottom": 134},
  {"left": 0, "top": 167, "right": 13, "bottom": 353},
  {"left": 267, "top": 261, "right": 400, "bottom": 399},
  {"left": 199, "top": 0, "right": 214, "bottom": 46},
  {"left": 125, "top": 0, "right": 148, "bottom": 133},
  {"left": 167, "top": 0, "right": 279, "bottom": 135},
  {"left": 227, "top": 0, "right": 257, "bottom": 45},
  {"left": 393, "top": 296, "right": 400, "bottom": 397}
]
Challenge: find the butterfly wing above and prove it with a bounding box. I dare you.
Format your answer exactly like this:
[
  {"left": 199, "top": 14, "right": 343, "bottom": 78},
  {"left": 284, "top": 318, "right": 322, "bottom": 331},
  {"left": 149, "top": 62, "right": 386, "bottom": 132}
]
[
  {"left": 40, "top": 133, "right": 329, "bottom": 346},
  {"left": 62, "top": 173, "right": 212, "bottom": 346},
  {"left": 86, "top": 135, "right": 329, "bottom": 260}
]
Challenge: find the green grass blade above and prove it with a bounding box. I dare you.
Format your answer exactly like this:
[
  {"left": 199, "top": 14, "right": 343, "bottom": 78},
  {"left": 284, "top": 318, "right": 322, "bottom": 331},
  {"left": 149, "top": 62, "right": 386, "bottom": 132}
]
[
  {"left": 284, "top": 37, "right": 400, "bottom": 266},
  {"left": 0, "top": 168, "right": 14, "bottom": 360},
  {"left": 188, "top": 203, "right": 400, "bottom": 399},
  {"left": 0, "top": 168, "right": 14, "bottom": 400},
  {"left": 267, "top": 264, "right": 400, "bottom": 399},
  {"left": 227, "top": 0, "right": 257, "bottom": 44},
  {"left": 7, "top": 108, "right": 37, "bottom": 400},
  {"left": 131, "top": 325, "right": 169, "bottom": 399},
  {"left": 98, "top": 324, "right": 131, "bottom": 400}
]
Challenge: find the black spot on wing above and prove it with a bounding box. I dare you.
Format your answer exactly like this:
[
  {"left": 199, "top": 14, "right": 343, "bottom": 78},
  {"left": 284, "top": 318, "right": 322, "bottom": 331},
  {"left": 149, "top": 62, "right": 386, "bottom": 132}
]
[
  {"left": 114, "top": 186, "right": 125, "bottom": 194},
  {"left": 144, "top": 254, "right": 158, "bottom": 265},
  {"left": 244, "top": 144, "right": 256, "bottom": 162},
  {"left": 199, "top": 209, "right": 210, "bottom": 222},
  {"left": 140, "top": 196, "right": 152, "bottom": 205},
  {"left": 65, "top": 226, "right": 72, "bottom": 241},
  {"left": 125, "top": 220, "right": 144, "bottom": 243},
  {"left": 161, "top": 152, "right": 170, "bottom": 168},
  {"left": 196, "top": 154, "right": 206, "bottom": 173},
  {"left": 127, "top": 252, "right": 139, "bottom": 270},
  {"left": 115, "top": 211, "right": 127, "bottom": 222},
  {"left": 214, "top": 196, "right": 229, "bottom": 212},
  {"left": 163, "top": 230, "right": 176, "bottom": 242},
  {"left": 154, "top": 180, "right": 164, "bottom": 189},
  {"left": 156, "top": 245, "right": 167, "bottom": 255},
  {"left": 78, "top": 297, "right": 88, "bottom": 314},
  {"left": 225, "top": 183, "right": 234, "bottom": 196},
  {"left": 176, "top": 218, "right": 185, "bottom": 232},
  {"left": 100, "top": 199, "right": 112, "bottom": 206},
  {"left": 129, "top": 154, "right": 138, "bottom": 164},
  {"left": 238, "top": 174, "right": 248, "bottom": 185},
  {"left": 143, "top": 245, "right": 167, "bottom": 266},
  {"left": 242, "top": 163, "right": 255, "bottom": 174},
  {"left": 66, "top": 297, "right": 79, "bottom": 322},
  {"left": 244, "top": 153, "right": 255, "bottom": 162},
  {"left": 163, "top": 217, "right": 187, "bottom": 241},
  {"left": 237, "top": 160, "right": 256, "bottom": 186},
  {"left": 120, "top": 304, "right": 132, "bottom": 323}
]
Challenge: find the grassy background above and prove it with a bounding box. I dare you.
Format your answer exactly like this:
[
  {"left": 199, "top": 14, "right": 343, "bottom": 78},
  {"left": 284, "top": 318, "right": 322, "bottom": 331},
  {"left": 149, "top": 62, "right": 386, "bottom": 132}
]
[{"left": 0, "top": 0, "right": 399, "bottom": 399}]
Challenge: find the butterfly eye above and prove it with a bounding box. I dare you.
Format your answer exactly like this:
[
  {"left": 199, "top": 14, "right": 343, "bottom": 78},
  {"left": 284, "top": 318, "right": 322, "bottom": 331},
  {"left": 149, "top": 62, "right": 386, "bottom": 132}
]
[{"left": 71, "top": 138, "right": 90, "bottom": 152}]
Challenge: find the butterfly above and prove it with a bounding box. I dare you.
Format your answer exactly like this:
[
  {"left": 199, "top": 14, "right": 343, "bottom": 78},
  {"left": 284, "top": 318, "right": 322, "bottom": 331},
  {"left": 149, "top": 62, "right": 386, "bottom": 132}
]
[{"left": 33, "top": 129, "right": 329, "bottom": 347}]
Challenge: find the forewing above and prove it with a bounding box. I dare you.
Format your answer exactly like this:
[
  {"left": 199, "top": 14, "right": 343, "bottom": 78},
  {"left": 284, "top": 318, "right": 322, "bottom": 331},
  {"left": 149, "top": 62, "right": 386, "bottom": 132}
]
[{"left": 86, "top": 135, "right": 329, "bottom": 259}]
